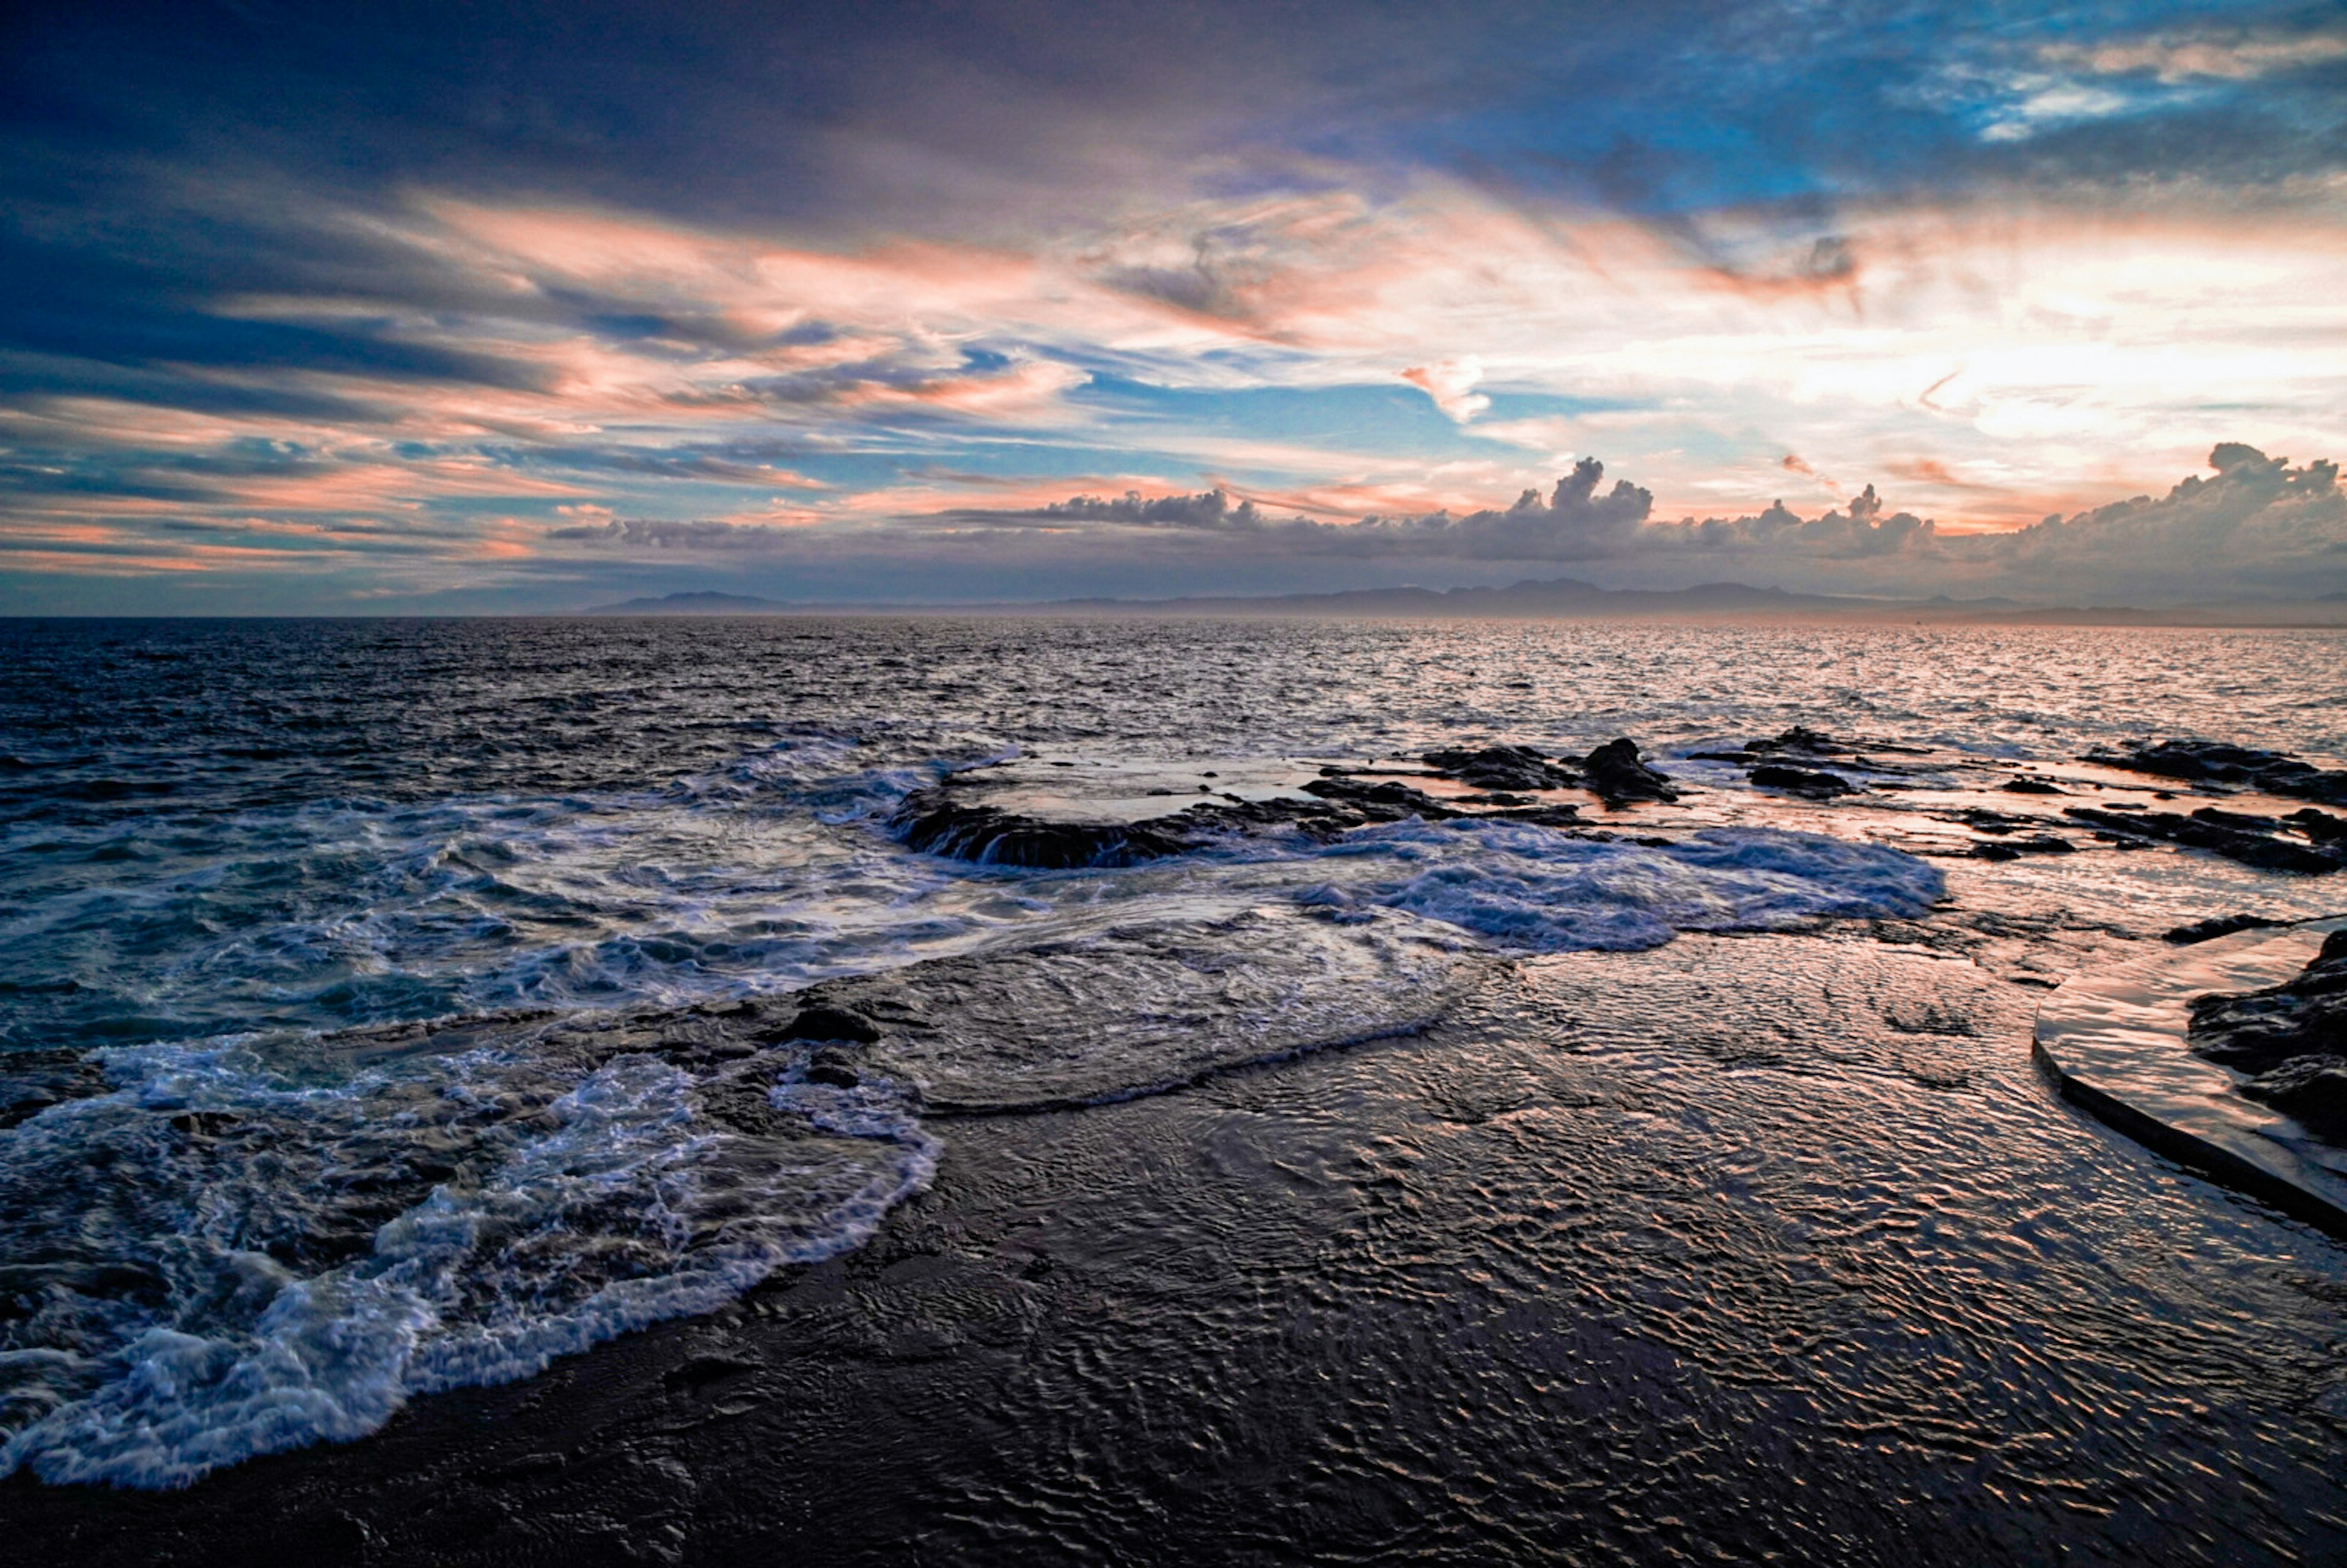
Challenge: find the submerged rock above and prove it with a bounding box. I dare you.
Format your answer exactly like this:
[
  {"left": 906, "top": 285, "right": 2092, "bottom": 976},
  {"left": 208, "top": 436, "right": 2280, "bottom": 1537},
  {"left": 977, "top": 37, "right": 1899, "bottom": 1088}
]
[
  {"left": 1581, "top": 738, "right": 1678, "bottom": 804},
  {"left": 2087, "top": 738, "right": 2347, "bottom": 807}
]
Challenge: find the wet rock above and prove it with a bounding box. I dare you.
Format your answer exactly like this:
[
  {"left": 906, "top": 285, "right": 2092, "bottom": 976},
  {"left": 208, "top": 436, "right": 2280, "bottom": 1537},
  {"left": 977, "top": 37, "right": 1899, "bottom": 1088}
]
[
  {"left": 2065, "top": 806, "right": 2345, "bottom": 874},
  {"left": 2164, "top": 914, "right": 2287, "bottom": 945},
  {"left": 1581, "top": 738, "right": 1678, "bottom": 804},
  {"left": 781, "top": 907, "right": 1484, "bottom": 1113},
  {"left": 1748, "top": 763, "right": 1854, "bottom": 797},
  {"left": 1481, "top": 803, "right": 1585, "bottom": 827},
  {"left": 2289, "top": 807, "right": 2347, "bottom": 844},
  {"left": 0, "top": 1049, "right": 112, "bottom": 1131},
  {"left": 1748, "top": 725, "right": 1846, "bottom": 757},
  {"left": 892, "top": 793, "right": 1194, "bottom": 868},
  {"left": 803, "top": 1049, "right": 863, "bottom": 1089},
  {"left": 2191, "top": 929, "right": 2347, "bottom": 1076},
  {"left": 2001, "top": 777, "right": 2067, "bottom": 795},
  {"left": 1298, "top": 776, "right": 1460, "bottom": 819},
  {"left": 1422, "top": 744, "right": 1581, "bottom": 792},
  {"left": 776, "top": 1005, "right": 884, "bottom": 1044},
  {"left": 2241, "top": 1055, "right": 2347, "bottom": 1140},
  {"left": 2085, "top": 738, "right": 2347, "bottom": 807},
  {"left": 1968, "top": 835, "right": 2074, "bottom": 861}
]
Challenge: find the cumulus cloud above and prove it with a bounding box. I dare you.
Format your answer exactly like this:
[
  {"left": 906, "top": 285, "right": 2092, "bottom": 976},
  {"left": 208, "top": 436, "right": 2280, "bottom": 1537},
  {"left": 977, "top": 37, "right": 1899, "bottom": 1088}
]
[
  {"left": 944, "top": 456, "right": 1654, "bottom": 560},
  {"left": 909, "top": 445, "right": 2347, "bottom": 603}
]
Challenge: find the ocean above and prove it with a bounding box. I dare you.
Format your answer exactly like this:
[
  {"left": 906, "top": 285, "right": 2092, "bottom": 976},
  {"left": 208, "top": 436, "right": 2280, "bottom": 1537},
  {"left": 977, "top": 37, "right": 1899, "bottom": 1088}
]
[{"left": 3, "top": 615, "right": 2346, "bottom": 1561}]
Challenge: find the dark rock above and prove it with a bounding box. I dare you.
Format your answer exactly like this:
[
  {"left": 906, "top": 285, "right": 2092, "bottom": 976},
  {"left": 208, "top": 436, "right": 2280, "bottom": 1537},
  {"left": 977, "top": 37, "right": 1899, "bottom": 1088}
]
[
  {"left": 2164, "top": 914, "right": 2287, "bottom": 945},
  {"left": 2241, "top": 1055, "right": 2347, "bottom": 1140},
  {"left": 1747, "top": 725, "right": 1846, "bottom": 756},
  {"left": 1747, "top": 763, "right": 1853, "bottom": 797},
  {"left": 1970, "top": 835, "right": 2074, "bottom": 859},
  {"left": 803, "top": 1048, "right": 862, "bottom": 1088},
  {"left": 2289, "top": 808, "right": 2347, "bottom": 844},
  {"left": 892, "top": 793, "right": 1194, "bottom": 868},
  {"left": 2065, "top": 806, "right": 2345, "bottom": 875},
  {"left": 1297, "top": 776, "right": 1460, "bottom": 819},
  {"left": 2001, "top": 777, "right": 2067, "bottom": 794},
  {"left": 0, "top": 1049, "right": 112, "bottom": 1131},
  {"left": 1422, "top": 744, "right": 1581, "bottom": 792},
  {"left": 2190, "top": 929, "right": 2347, "bottom": 1080},
  {"left": 1482, "top": 804, "right": 1585, "bottom": 827},
  {"left": 1582, "top": 738, "right": 1678, "bottom": 804},
  {"left": 2086, "top": 738, "right": 2347, "bottom": 807},
  {"left": 777, "top": 1005, "right": 884, "bottom": 1044}
]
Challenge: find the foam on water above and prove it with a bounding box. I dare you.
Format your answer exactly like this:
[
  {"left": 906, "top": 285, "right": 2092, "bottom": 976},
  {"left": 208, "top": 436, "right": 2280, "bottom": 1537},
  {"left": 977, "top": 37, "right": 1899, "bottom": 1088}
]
[
  {"left": 0, "top": 1032, "right": 935, "bottom": 1488},
  {"left": 1293, "top": 821, "right": 1945, "bottom": 951}
]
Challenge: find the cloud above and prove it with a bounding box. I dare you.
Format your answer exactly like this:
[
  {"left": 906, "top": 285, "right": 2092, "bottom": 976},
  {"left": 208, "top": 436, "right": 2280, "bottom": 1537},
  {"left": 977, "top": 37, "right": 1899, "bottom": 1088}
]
[
  {"left": 943, "top": 455, "right": 1655, "bottom": 560},
  {"left": 2039, "top": 26, "right": 2347, "bottom": 86},
  {"left": 893, "top": 445, "right": 2347, "bottom": 603},
  {"left": 1400, "top": 357, "right": 1489, "bottom": 423}
]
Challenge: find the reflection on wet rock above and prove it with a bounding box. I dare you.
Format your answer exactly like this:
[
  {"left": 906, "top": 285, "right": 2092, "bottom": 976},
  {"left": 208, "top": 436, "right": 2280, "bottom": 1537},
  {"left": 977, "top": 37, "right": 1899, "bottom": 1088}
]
[
  {"left": 784, "top": 907, "right": 1485, "bottom": 1113},
  {"left": 2192, "top": 928, "right": 2347, "bottom": 1137}
]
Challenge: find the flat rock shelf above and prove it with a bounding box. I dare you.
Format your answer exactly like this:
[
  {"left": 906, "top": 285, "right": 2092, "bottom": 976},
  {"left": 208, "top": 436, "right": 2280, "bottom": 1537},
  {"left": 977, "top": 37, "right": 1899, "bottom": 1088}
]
[{"left": 2034, "top": 915, "right": 2347, "bottom": 1233}]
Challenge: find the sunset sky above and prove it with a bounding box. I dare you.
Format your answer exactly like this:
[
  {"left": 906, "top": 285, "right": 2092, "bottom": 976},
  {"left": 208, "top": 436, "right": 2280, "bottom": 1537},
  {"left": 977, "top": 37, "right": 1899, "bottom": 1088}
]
[{"left": 4, "top": 0, "right": 2345, "bottom": 610}]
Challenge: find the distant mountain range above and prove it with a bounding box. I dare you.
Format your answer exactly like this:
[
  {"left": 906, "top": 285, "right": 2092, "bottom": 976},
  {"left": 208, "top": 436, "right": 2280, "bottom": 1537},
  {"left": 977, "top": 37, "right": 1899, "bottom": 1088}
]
[{"left": 579, "top": 580, "right": 2347, "bottom": 626}]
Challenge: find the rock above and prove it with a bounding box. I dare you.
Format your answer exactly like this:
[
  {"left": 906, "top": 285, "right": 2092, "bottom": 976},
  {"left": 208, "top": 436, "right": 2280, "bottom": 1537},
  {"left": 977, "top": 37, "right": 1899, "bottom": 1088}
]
[
  {"left": 1747, "top": 763, "right": 1854, "bottom": 797},
  {"left": 2241, "top": 1055, "right": 2347, "bottom": 1140},
  {"left": 1747, "top": 725, "right": 1846, "bottom": 756},
  {"left": 2290, "top": 807, "right": 2347, "bottom": 844},
  {"left": 2001, "top": 777, "right": 2066, "bottom": 794},
  {"left": 1581, "top": 738, "right": 1678, "bottom": 804},
  {"left": 1297, "top": 776, "right": 1461, "bottom": 819},
  {"left": 892, "top": 793, "right": 1196, "bottom": 868},
  {"left": 1422, "top": 744, "right": 1581, "bottom": 792},
  {"left": 2065, "top": 806, "right": 2345, "bottom": 875},
  {"left": 1969, "top": 835, "right": 2073, "bottom": 860},
  {"left": 2190, "top": 929, "right": 2347, "bottom": 1077},
  {"left": 2163, "top": 914, "right": 2286, "bottom": 945},
  {"left": 777, "top": 1005, "right": 884, "bottom": 1044},
  {"left": 2085, "top": 738, "right": 2347, "bottom": 807},
  {"left": 803, "top": 1048, "right": 862, "bottom": 1089}
]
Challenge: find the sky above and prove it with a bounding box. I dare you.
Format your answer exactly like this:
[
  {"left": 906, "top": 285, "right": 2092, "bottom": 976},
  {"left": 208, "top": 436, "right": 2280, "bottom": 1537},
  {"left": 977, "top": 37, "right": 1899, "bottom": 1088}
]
[{"left": 3, "top": 0, "right": 2345, "bottom": 612}]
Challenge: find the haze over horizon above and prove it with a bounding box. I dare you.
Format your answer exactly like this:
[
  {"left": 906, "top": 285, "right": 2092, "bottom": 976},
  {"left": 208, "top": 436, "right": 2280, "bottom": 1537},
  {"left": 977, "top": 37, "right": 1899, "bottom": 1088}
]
[{"left": 6, "top": 1, "right": 2346, "bottom": 613}]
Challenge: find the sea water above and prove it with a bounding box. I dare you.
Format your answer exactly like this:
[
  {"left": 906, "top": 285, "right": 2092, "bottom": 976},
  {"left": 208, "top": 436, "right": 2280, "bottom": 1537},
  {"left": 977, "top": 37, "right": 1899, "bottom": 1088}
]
[{"left": 1, "top": 615, "right": 2342, "bottom": 1486}]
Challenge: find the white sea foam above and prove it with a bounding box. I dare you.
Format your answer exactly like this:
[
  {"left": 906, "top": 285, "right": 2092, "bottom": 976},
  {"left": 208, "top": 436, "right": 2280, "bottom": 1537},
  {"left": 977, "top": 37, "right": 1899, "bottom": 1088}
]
[
  {"left": 1299, "top": 821, "right": 1944, "bottom": 951},
  {"left": 0, "top": 1040, "right": 935, "bottom": 1489}
]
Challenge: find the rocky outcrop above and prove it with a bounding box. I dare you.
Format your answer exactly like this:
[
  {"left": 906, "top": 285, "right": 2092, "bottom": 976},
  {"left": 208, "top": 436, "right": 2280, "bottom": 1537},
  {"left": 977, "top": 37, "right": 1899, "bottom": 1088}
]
[
  {"left": 890, "top": 794, "right": 1198, "bottom": 868},
  {"left": 1747, "top": 763, "right": 1854, "bottom": 797},
  {"left": 1421, "top": 745, "right": 1582, "bottom": 792},
  {"left": 2087, "top": 739, "right": 2347, "bottom": 807},
  {"left": 2191, "top": 929, "right": 2347, "bottom": 1138},
  {"left": 1581, "top": 738, "right": 1678, "bottom": 804},
  {"left": 2064, "top": 805, "right": 2346, "bottom": 874}
]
